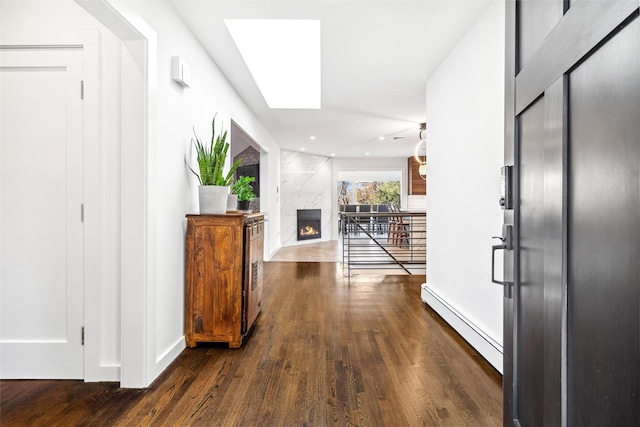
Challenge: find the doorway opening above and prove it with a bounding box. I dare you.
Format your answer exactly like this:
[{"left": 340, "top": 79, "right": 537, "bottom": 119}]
[{"left": 231, "top": 120, "right": 262, "bottom": 212}]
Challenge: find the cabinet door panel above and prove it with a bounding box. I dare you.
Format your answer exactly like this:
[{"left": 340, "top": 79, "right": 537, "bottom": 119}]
[
  {"left": 186, "top": 215, "right": 263, "bottom": 348},
  {"left": 185, "top": 217, "right": 243, "bottom": 347},
  {"left": 244, "top": 221, "right": 264, "bottom": 332}
]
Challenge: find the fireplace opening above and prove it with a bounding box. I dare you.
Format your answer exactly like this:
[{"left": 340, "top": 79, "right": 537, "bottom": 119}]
[{"left": 297, "top": 209, "right": 321, "bottom": 241}]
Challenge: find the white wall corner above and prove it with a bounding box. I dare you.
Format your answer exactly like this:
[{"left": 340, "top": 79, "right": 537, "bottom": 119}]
[
  {"left": 268, "top": 243, "right": 282, "bottom": 261},
  {"left": 155, "top": 336, "right": 186, "bottom": 377}
]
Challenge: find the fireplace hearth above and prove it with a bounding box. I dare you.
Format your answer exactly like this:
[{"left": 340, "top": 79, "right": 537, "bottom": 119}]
[{"left": 297, "top": 209, "right": 321, "bottom": 241}]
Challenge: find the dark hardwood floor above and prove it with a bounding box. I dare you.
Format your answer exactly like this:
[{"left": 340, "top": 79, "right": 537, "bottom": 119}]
[{"left": 0, "top": 262, "right": 502, "bottom": 426}]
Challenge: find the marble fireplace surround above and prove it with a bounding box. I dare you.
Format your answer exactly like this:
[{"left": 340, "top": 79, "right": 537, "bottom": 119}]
[{"left": 281, "top": 151, "right": 333, "bottom": 247}]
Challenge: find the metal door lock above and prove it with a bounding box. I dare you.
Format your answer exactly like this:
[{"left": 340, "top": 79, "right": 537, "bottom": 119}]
[{"left": 500, "top": 166, "right": 513, "bottom": 210}]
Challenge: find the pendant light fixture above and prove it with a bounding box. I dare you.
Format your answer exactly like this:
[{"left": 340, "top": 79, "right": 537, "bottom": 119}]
[{"left": 415, "top": 123, "right": 427, "bottom": 180}]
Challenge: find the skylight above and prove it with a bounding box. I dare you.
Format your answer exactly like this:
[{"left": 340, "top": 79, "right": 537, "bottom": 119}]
[{"left": 225, "top": 19, "right": 321, "bottom": 109}]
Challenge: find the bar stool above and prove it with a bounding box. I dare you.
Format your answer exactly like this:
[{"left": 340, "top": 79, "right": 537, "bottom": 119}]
[
  {"left": 374, "top": 204, "right": 390, "bottom": 234},
  {"left": 344, "top": 204, "right": 357, "bottom": 234},
  {"left": 355, "top": 204, "right": 371, "bottom": 234},
  {"left": 388, "top": 204, "right": 409, "bottom": 247}
]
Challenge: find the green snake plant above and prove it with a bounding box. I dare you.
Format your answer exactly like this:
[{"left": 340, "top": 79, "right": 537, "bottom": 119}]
[{"left": 187, "top": 114, "right": 242, "bottom": 186}]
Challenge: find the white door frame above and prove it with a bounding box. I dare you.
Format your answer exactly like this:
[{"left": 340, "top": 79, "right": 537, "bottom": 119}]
[{"left": 76, "top": 0, "right": 158, "bottom": 388}]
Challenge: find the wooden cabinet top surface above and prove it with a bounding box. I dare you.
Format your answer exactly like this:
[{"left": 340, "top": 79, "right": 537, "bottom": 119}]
[{"left": 187, "top": 212, "right": 265, "bottom": 219}]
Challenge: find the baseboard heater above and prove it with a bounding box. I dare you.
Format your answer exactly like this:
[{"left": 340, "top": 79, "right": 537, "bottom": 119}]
[{"left": 421, "top": 283, "right": 503, "bottom": 374}]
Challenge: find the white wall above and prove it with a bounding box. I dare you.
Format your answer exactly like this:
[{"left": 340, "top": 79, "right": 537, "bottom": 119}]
[
  {"left": 423, "top": 1, "right": 505, "bottom": 372},
  {"left": 120, "top": 2, "right": 281, "bottom": 382},
  {"left": 407, "top": 195, "right": 426, "bottom": 211},
  {"left": 107, "top": 0, "right": 281, "bottom": 385},
  {"left": 331, "top": 157, "right": 408, "bottom": 240},
  {"left": 1, "top": 0, "right": 282, "bottom": 386}
]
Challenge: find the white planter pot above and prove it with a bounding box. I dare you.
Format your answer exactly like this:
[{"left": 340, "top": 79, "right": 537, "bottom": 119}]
[
  {"left": 227, "top": 194, "right": 238, "bottom": 211},
  {"left": 199, "top": 185, "right": 229, "bottom": 214}
]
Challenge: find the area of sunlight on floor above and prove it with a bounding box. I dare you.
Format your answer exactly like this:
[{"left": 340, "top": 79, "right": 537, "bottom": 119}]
[{"left": 270, "top": 236, "right": 426, "bottom": 276}]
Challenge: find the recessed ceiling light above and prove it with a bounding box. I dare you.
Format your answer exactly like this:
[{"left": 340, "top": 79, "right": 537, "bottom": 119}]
[
  {"left": 225, "top": 19, "right": 321, "bottom": 109},
  {"left": 365, "top": 152, "right": 370, "bottom": 156},
  {"left": 301, "top": 147, "right": 306, "bottom": 151},
  {"left": 379, "top": 136, "right": 385, "bottom": 140},
  {"left": 331, "top": 153, "right": 335, "bottom": 156},
  {"left": 310, "top": 136, "right": 316, "bottom": 140}
]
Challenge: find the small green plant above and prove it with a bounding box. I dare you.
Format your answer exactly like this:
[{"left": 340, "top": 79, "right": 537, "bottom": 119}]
[
  {"left": 231, "top": 176, "right": 257, "bottom": 201},
  {"left": 186, "top": 114, "right": 241, "bottom": 186}
]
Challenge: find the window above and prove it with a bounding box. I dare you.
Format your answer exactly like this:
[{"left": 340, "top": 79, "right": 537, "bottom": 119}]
[{"left": 337, "top": 171, "right": 401, "bottom": 206}]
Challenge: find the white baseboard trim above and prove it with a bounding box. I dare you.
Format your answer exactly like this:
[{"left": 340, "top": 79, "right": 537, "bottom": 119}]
[
  {"left": 421, "top": 283, "right": 503, "bottom": 374},
  {"left": 155, "top": 336, "right": 185, "bottom": 376},
  {"left": 267, "top": 244, "right": 282, "bottom": 261},
  {"left": 84, "top": 365, "right": 120, "bottom": 382}
]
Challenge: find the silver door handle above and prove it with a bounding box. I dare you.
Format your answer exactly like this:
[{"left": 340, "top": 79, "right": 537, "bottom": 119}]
[
  {"left": 491, "top": 226, "right": 513, "bottom": 286},
  {"left": 492, "top": 243, "right": 510, "bottom": 286}
]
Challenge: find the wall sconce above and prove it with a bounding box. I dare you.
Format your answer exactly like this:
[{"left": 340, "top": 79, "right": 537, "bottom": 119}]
[{"left": 172, "top": 56, "right": 192, "bottom": 88}]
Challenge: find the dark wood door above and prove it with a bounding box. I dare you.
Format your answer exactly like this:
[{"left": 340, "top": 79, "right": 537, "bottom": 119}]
[{"left": 504, "top": 1, "right": 639, "bottom": 425}]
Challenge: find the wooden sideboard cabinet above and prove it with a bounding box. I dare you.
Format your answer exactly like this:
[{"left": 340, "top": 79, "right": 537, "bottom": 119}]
[{"left": 185, "top": 213, "right": 265, "bottom": 348}]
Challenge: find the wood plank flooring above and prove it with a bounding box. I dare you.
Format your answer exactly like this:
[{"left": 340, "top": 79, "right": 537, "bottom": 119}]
[
  {"left": 271, "top": 239, "right": 425, "bottom": 275},
  {"left": 0, "top": 262, "right": 502, "bottom": 426},
  {"left": 270, "top": 240, "right": 341, "bottom": 262}
]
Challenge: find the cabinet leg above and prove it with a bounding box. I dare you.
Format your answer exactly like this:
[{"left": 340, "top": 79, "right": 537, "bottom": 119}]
[
  {"left": 229, "top": 339, "right": 242, "bottom": 349},
  {"left": 185, "top": 337, "right": 196, "bottom": 348}
]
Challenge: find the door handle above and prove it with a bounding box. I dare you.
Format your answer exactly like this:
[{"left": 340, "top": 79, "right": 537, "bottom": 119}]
[
  {"left": 491, "top": 226, "right": 513, "bottom": 286},
  {"left": 492, "top": 243, "right": 509, "bottom": 286}
]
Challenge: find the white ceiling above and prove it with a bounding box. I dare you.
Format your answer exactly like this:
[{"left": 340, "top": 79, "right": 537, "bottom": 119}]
[{"left": 169, "top": 0, "right": 493, "bottom": 158}]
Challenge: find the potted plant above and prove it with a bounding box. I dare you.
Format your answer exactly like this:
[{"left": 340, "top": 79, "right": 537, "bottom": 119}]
[
  {"left": 186, "top": 115, "right": 241, "bottom": 214},
  {"left": 231, "top": 175, "right": 256, "bottom": 211}
]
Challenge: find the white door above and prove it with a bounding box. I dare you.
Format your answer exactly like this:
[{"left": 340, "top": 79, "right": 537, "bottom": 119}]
[{"left": 0, "top": 47, "right": 84, "bottom": 378}]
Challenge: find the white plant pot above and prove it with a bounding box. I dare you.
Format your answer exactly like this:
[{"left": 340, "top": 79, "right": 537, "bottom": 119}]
[
  {"left": 227, "top": 194, "right": 238, "bottom": 211},
  {"left": 199, "top": 185, "right": 229, "bottom": 214}
]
